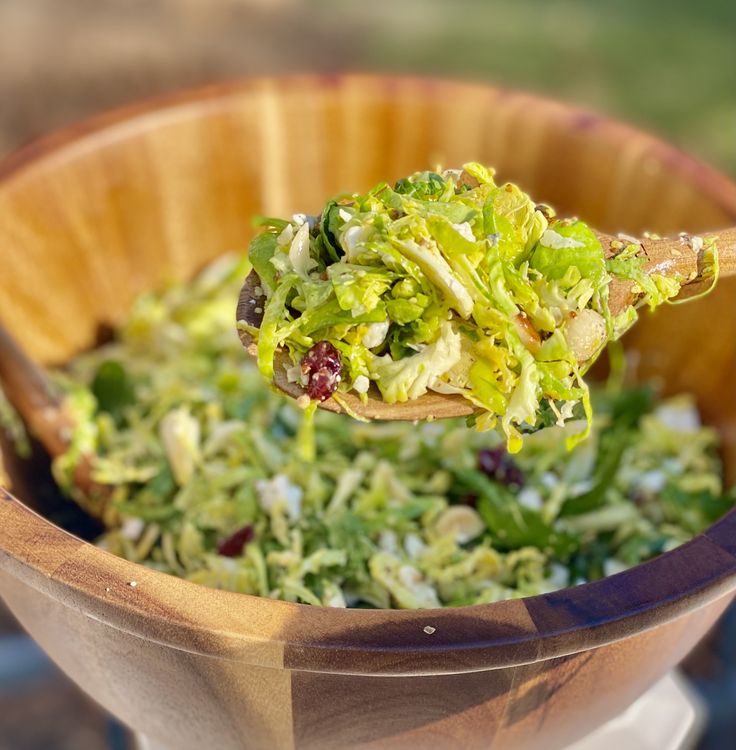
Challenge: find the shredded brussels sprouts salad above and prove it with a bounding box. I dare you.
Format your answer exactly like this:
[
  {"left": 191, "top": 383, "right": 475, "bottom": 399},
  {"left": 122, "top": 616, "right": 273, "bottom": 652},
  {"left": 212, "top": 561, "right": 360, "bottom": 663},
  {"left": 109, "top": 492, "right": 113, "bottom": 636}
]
[
  {"left": 241, "top": 163, "right": 685, "bottom": 452},
  {"left": 31, "top": 254, "right": 732, "bottom": 609}
]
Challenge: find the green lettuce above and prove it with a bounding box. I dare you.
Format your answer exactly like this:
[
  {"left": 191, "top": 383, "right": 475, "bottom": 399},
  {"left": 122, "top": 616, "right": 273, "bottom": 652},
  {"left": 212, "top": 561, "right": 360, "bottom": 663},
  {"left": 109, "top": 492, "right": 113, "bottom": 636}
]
[
  {"left": 244, "top": 164, "right": 696, "bottom": 451},
  {"left": 44, "top": 255, "right": 735, "bottom": 609}
]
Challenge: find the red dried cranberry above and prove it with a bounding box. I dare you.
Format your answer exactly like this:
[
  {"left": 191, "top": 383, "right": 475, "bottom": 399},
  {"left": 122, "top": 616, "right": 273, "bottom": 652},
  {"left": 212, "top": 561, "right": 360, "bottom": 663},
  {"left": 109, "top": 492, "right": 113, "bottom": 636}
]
[
  {"left": 217, "top": 525, "right": 255, "bottom": 557},
  {"left": 301, "top": 341, "right": 342, "bottom": 401},
  {"left": 302, "top": 341, "right": 341, "bottom": 376},
  {"left": 478, "top": 447, "right": 524, "bottom": 488},
  {"left": 306, "top": 368, "right": 340, "bottom": 401}
]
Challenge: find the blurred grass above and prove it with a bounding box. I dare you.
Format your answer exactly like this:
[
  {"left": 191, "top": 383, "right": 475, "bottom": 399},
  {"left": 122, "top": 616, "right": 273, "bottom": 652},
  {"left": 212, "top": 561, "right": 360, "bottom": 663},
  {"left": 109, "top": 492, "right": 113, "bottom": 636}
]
[{"left": 321, "top": 0, "right": 736, "bottom": 174}]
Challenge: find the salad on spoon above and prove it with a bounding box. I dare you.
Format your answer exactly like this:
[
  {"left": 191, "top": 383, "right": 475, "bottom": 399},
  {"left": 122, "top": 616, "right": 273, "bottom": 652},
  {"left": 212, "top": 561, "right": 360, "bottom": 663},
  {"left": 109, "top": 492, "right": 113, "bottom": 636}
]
[{"left": 238, "top": 163, "right": 725, "bottom": 451}]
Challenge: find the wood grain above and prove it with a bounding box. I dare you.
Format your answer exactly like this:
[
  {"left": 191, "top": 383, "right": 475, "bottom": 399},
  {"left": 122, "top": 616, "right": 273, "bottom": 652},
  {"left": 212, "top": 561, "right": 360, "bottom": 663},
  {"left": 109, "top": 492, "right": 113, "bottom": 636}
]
[{"left": 1, "top": 75, "right": 736, "bottom": 750}]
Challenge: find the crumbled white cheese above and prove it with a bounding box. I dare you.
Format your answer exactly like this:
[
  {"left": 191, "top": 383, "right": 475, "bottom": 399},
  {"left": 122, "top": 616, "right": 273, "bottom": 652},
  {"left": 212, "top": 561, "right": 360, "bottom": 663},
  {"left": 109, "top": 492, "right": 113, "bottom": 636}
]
[
  {"left": 636, "top": 470, "right": 667, "bottom": 495},
  {"left": 541, "top": 229, "right": 584, "bottom": 249},
  {"left": 353, "top": 375, "right": 370, "bottom": 394},
  {"left": 442, "top": 168, "right": 463, "bottom": 181},
  {"left": 559, "top": 400, "right": 577, "bottom": 421},
  {"left": 547, "top": 563, "right": 569, "bottom": 588},
  {"left": 338, "top": 208, "right": 353, "bottom": 223},
  {"left": 120, "top": 517, "right": 145, "bottom": 541},
  {"left": 285, "top": 364, "right": 303, "bottom": 383},
  {"left": 290, "top": 213, "right": 317, "bottom": 230},
  {"left": 540, "top": 472, "right": 560, "bottom": 490},
  {"left": 654, "top": 401, "right": 700, "bottom": 432},
  {"left": 379, "top": 530, "right": 399, "bottom": 554},
  {"left": 517, "top": 487, "right": 544, "bottom": 511},
  {"left": 404, "top": 533, "right": 426, "bottom": 560},
  {"left": 255, "top": 474, "right": 303, "bottom": 522}
]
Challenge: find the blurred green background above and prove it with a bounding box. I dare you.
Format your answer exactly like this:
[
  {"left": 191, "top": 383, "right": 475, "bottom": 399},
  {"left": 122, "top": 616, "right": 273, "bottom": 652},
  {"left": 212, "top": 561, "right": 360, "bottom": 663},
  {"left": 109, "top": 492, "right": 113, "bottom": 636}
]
[{"left": 0, "top": 1, "right": 734, "bottom": 749}]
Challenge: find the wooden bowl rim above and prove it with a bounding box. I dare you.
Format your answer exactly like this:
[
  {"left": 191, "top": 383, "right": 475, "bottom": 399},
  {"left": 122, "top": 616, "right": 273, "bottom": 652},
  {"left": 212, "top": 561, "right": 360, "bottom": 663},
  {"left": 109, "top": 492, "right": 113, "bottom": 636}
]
[{"left": 1, "top": 74, "right": 736, "bottom": 676}]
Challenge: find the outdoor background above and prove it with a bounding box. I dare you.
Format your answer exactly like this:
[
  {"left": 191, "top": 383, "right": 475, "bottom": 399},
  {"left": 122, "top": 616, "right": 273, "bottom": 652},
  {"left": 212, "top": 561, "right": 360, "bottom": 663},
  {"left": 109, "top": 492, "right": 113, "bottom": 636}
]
[{"left": 1, "top": 1, "right": 735, "bottom": 749}]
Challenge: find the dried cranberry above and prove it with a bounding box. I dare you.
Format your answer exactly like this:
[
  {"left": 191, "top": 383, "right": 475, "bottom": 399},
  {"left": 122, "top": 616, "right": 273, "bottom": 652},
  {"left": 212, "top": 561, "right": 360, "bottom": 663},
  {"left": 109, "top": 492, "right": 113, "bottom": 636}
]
[
  {"left": 301, "top": 341, "right": 342, "bottom": 401},
  {"left": 302, "top": 341, "right": 341, "bottom": 376},
  {"left": 478, "top": 447, "right": 524, "bottom": 488},
  {"left": 217, "top": 525, "right": 255, "bottom": 557}
]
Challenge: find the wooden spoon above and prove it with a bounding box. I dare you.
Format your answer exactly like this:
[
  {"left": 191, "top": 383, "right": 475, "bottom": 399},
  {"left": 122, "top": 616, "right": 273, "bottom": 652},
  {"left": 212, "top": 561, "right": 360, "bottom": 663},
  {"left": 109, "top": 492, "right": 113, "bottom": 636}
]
[
  {"left": 237, "top": 227, "right": 736, "bottom": 421},
  {"left": 0, "top": 322, "right": 104, "bottom": 504}
]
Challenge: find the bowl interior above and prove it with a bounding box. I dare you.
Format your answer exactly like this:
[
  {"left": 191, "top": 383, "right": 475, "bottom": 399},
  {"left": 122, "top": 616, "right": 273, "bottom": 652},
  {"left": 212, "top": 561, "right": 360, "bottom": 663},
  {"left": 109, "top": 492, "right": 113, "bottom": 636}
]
[
  {"left": 2, "top": 76, "right": 736, "bottom": 482},
  {"left": 0, "top": 73, "right": 735, "bottom": 695}
]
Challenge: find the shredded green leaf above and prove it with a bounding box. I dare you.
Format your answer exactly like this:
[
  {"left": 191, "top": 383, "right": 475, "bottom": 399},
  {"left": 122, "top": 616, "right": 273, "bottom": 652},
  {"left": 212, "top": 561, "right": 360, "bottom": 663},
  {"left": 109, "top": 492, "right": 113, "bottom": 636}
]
[
  {"left": 245, "top": 164, "right": 691, "bottom": 451},
  {"left": 40, "top": 255, "right": 734, "bottom": 609}
]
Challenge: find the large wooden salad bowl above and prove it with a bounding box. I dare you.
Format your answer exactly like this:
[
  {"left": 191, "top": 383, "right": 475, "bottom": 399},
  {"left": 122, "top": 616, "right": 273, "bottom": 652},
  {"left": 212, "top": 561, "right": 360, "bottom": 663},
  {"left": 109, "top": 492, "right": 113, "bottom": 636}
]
[{"left": 1, "top": 75, "right": 736, "bottom": 750}]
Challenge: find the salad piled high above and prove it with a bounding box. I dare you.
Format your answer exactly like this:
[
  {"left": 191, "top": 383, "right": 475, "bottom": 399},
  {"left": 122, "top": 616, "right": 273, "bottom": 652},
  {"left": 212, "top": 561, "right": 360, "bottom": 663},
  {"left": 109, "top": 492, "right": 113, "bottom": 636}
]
[
  {"left": 241, "top": 164, "right": 683, "bottom": 451},
  {"left": 30, "top": 256, "right": 733, "bottom": 609}
]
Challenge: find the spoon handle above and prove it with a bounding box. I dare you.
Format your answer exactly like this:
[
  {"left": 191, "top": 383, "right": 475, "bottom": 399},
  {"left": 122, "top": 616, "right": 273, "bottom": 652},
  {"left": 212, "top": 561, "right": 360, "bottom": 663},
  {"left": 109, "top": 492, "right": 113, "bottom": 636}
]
[
  {"left": 646, "top": 226, "right": 736, "bottom": 281},
  {"left": 603, "top": 226, "right": 736, "bottom": 316},
  {"left": 0, "top": 321, "right": 71, "bottom": 456}
]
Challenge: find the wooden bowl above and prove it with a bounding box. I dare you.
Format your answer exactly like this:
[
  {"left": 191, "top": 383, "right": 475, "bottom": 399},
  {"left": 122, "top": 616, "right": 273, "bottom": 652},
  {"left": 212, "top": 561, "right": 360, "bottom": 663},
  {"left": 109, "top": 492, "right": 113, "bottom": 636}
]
[{"left": 1, "top": 75, "right": 736, "bottom": 750}]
